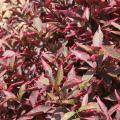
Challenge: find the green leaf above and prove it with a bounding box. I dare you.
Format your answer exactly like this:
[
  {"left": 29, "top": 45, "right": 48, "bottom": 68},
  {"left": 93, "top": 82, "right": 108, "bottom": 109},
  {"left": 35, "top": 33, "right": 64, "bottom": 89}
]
[
  {"left": 33, "top": 17, "right": 42, "bottom": 32},
  {"left": 63, "top": 46, "right": 68, "bottom": 57},
  {"left": 78, "top": 102, "right": 99, "bottom": 113},
  {"left": 77, "top": 106, "right": 87, "bottom": 112},
  {"left": 56, "top": 65, "right": 63, "bottom": 85},
  {"left": 61, "top": 111, "right": 76, "bottom": 120},
  {"left": 40, "top": 77, "right": 49, "bottom": 86},
  {"left": 18, "top": 84, "right": 26, "bottom": 100},
  {"left": 61, "top": 99, "right": 76, "bottom": 105}
]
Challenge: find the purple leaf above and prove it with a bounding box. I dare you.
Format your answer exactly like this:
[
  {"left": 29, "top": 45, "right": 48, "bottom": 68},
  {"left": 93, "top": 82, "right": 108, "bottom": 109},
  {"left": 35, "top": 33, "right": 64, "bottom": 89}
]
[
  {"left": 29, "top": 90, "right": 39, "bottom": 107},
  {"left": 26, "top": 105, "right": 52, "bottom": 116},
  {"left": 63, "top": 78, "right": 83, "bottom": 89},
  {"left": 96, "top": 96, "right": 112, "bottom": 120}
]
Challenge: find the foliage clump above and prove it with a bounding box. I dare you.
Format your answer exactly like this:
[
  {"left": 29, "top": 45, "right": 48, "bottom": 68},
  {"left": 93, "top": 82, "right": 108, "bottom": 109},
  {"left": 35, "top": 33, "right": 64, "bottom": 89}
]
[{"left": 0, "top": 0, "right": 120, "bottom": 119}]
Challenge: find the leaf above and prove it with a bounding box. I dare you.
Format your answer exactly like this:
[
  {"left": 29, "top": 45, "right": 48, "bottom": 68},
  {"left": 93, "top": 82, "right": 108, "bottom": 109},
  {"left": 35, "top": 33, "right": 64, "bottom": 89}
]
[
  {"left": 61, "top": 99, "right": 76, "bottom": 105},
  {"left": 110, "top": 30, "right": 120, "bottom": 36},
  {"left": 63, "top": 78, "right": 83, "bottom": 89},
  {"left": 115, "top": 89, "right": 120, "bottom": 103},
  {"left": 102, "top": 46, "right": 120, "bottom": 61},
  {"left": 3, "top": 90, "right": 17, "bottom": 100},
  {"left": 71, "top": 49, "right": 95, "bottom": 68},
  {"left": 81, "top": 93, "right": 88, "bottom": 106},
  {"left": 66, "top": 30, "right": 76, "bottom": 38},
  {"left": 67, "top": 66, "right": 76, "bottom": 81},
  {"left": 82, "top": 7, "right": 90, "bottom": 20},
  {"left": 26, "top": 105, "right": 52, "bottom": 116},
  {"left": 11, "top": 0, "right": 18, "bottom": 4},
  {"left": 41, "top": 58, "right": 54, "bottom": 81},
  {"left": 82, "top": 69, "right": 94, "bottom": 81},
  {"left": 29, "top": 91, "right": 39, "bottom": 107},
  {"left": 78, "top": 102, "right": 100, "bottom": 113},
  {"left": 18, "top": 84, "right": 26, "bottom": 100},
  {"left": 108, "top": 104, "right": 119, "bottom": 116},
  {"left": 42, "top": 51, "right": 54, "bottom": 63},
  {"left": 3, "top": 10, "right": 13, "bottom": 18},
  {"left": 19, "top": 0, "right": 26, "bottom": 5},
  {"left": 48, "top": 93, "right": 58, "bottom": 101},
  {"left": 61, "top": 111, "right": 76, "bottom": 120},
  {"left": 104, "top": 93, "right": 117, "bottom": 102},
  {"left": 80, "top": 69, "right": 94, "bottom": 90},
  {"left": 92, "top": 25, "right": 103, "bottom": 47},
  {"left": 35, "top": 74, "right": 50, "bottom": 89},
  {"left": 45, "top": 0, "right": 52, "bottom": 7},
  {"left": 111, "top": 22, "right": 120, "bottom": 30},
  {"left": 55, "top": 65, "right": 63, "bottom": 85},
  {"left": 3, "top": 50, "right": 16, "bottom": 69},
  {"left": 33, "top": 17, "right": 42, "bottom": 32},
  {"left": 17, "top": 116, "right": 33, "bottom": 120},
  {"left": 96, "top": 96, "right": 112, "bottom": 120},
  {"left": 71, "top": 49, "right": 90, "bottom": 61},
  {"left": 63, "top": 45, "right": 68, "bottom": 57},
  {"left": 76, "top": 42, "right": 93, "bottom": 54},
  {"left": 0, "top": 69, "right": 7, "bottom": 78}
]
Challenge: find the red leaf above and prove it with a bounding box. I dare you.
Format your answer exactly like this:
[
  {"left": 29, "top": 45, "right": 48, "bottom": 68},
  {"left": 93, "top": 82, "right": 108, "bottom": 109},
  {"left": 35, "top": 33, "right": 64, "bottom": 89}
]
[
  {"left": 96, "top": 96, "right": 112, "bottom": 120},
  {"left": 45, "top": 0, "right": 52, "bottom": 7},
  {"left": 108, "top": 104, "right": 119, "bottom": 116},
  {"left": 26, "top": 105, "right": 52, "bottom": 116},
  {"left": 71, "top": 49, "right": 96, "bottom": 68},
  {"left": 29, "top": 90, "right": 39, "bottom": 107},
  {"left": 63, "top": 78, "right": 83, "bottom": 89},
  {"left": 115, "top": 89, "right": 120, "bottom": 103},
  {"left": 41, "top": 58, "right": 54, "bottom": 81}
]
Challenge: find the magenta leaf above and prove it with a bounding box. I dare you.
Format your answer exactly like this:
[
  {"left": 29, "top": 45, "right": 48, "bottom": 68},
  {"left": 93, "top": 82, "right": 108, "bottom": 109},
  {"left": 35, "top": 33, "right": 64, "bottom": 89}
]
[{"left": 96, "top": 96, "right": 112, "bottom": 120}]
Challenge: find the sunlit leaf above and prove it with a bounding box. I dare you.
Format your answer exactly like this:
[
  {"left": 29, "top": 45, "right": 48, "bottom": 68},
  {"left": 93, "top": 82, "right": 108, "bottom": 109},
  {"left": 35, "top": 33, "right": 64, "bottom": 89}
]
[
  {"left": 92, "top": 25, "right": 103, "bottom": 47},
  {"left": 102, "top": 46, "right": 120, "bottom": 61},
  {"left": 111, "top": 22, "right": 120, "bottom": 30},
  {"left": 82, "top": 7, "right": 90, "bottom": 20},
  {"left": 18, "top": 84, "right": 26, "bottom": 100},
  {"left": 61, "top": 111, "right": 76, "bottom": 120},
  {"left": 81, "top": 93, "right": 88, "bottom": 106},
  {"left": 55, "top": 65, "right": 63, "bottom": 85},
  {"left": 3, "top": 10, "right": 13, "bottom": 18},
  {"left": 33, "top": 17, "right": 42, "bottom": 32},
  {"left": 78, "top": 102, "right": 100, "bottom": 113},
  {"left": 61, "top": 99, "right": 76, "bottom": 105}
]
